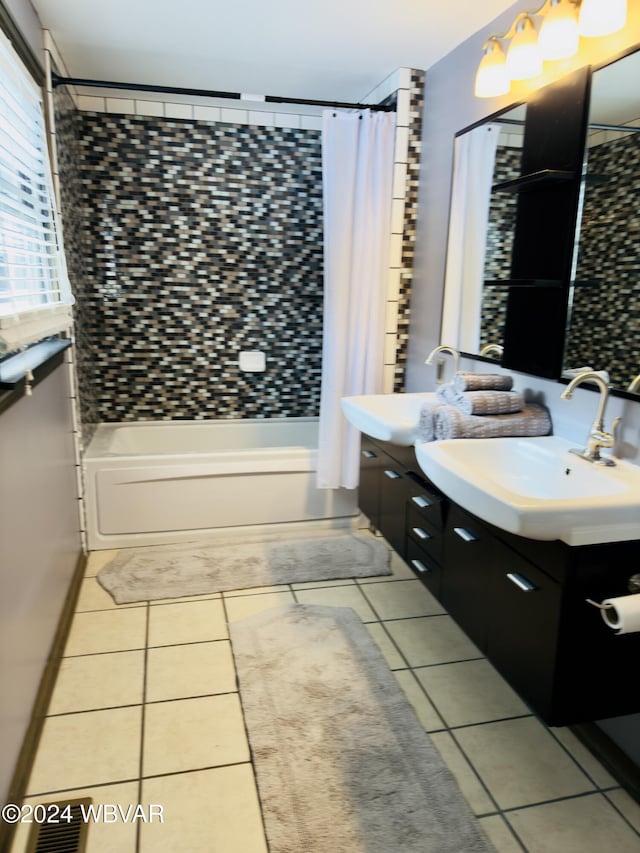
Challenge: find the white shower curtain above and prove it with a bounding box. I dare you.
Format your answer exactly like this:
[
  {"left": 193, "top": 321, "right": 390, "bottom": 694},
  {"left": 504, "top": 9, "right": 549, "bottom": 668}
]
[
  {"left": 316, "top": 110, "right": 395, "bottom": 490},
  {"left": 440, "top": 124, "right": 500, "bottom": 353}
]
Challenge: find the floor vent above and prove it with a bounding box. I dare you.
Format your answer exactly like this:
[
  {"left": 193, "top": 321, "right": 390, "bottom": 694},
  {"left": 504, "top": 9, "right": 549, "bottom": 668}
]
[{"left": 25, "top": 799, "right": 91, "bottom": 853}]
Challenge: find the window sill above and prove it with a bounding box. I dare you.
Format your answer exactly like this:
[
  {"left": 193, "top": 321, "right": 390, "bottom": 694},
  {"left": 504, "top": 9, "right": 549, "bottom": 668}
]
[{"left": 0, "top": 338, "right": 72, "bottom": 416}]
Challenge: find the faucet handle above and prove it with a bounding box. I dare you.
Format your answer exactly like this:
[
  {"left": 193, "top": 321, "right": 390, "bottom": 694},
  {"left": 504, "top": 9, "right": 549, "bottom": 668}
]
[{"left": 611, "top": 415, "right": 622, "bottom": 451}]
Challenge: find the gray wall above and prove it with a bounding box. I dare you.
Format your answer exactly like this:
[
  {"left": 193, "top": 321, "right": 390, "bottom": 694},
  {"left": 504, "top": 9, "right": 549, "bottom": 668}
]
[
  {"left": 408, "top": 0, "right": 640, "bottom": 763},
  {"left": 2, "top": 0, "right": 42, "bottom": 55},
  {"left": 1, "top": 0, "right": 81, "bottom": 812},
  {"left": 0, "top": 362, "right": 82, "bottom": 804}
]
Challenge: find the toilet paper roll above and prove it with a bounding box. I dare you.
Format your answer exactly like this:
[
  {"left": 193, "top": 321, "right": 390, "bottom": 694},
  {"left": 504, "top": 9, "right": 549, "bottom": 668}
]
[{"left": 601, "top": 594, "right": 640, "bottom": 634}]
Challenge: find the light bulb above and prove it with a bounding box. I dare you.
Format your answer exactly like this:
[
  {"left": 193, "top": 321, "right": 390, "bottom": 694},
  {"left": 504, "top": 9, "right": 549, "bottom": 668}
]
[
  {"left": 506, "top": 15, "right": 543, "bottom": 80},
  {"left": 538, "top": 0, "right": 580, "bottom": 60},
  {"left": 474, "top": 38, "right": 510, "bottom": 98},
  {"left": 578, "top": 0, "right": 627, "bottom": 37}
]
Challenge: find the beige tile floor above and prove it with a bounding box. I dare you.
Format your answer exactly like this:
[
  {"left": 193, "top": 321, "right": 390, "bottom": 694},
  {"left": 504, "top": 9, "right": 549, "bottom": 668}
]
[{"left": 9, "top": 523, "right": 640, "bottom": 853}]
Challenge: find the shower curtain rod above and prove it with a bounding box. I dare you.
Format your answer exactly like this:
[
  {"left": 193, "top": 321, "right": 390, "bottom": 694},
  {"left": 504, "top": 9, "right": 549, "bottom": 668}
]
[{"left": 50, "top": 72, "right": 394, "bottom": 112}]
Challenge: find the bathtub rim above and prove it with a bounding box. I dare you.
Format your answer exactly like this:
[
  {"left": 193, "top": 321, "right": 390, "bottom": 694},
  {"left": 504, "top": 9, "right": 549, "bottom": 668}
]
[{"left": 84, "top": 415, "right": 321, "bottom": 461}]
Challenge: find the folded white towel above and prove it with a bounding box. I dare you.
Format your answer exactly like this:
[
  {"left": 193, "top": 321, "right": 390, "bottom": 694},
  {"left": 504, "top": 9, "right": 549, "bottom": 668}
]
[
  {"left": 434, "top": 403, "right": 552, "bottom": 441},
  {"left": 453, "top": 372, "right": 514, "bottom": 392},
  {"left": 416, "top": 399, "right": 442, "bottom": 443}
]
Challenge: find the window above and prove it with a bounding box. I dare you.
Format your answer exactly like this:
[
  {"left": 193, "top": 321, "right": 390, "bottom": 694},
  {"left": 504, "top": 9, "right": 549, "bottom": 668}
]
[{"left": 0, "top": 26, "right": 72, "bottom": 357}]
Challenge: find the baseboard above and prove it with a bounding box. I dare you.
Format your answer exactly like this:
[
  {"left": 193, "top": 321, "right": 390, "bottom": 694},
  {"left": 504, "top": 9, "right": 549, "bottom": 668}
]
[
  {"left": 0, "top": 548, "right": 87, "bottom": 853},
  {"left": 570, "top": 721, "right": 640, "bottom": 803}
]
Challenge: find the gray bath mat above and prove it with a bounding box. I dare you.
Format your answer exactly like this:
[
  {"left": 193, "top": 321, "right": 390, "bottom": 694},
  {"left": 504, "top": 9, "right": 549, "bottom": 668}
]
[
  {"left": 97, "top": 529, "right": 390, "bottom": 603},
  {"left": 230, "top": 604, "right": 495, "bottom": 853}
]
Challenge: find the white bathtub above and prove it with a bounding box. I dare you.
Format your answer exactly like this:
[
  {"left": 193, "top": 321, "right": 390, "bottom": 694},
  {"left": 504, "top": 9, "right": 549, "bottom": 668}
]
[{"left": 83, "top": 417, "right": 357, "bottom": 550}]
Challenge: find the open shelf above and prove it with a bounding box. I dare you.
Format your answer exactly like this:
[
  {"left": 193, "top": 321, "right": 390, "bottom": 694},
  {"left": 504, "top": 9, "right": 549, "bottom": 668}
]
[
  {"left": 484, "top": 278, "right": 600, "bottom": 288},
  {"left": 492, "top": 169, "right": 576, "bottom": 193}
]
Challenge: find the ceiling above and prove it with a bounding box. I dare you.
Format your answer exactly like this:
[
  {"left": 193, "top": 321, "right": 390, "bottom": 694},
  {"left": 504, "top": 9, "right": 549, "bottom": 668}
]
[{"left": 29, "top": 0, "right": 517, "bottom": 103}]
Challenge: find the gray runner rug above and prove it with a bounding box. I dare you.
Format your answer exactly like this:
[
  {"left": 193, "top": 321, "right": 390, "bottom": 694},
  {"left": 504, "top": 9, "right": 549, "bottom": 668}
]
[
  {"left": 97, "top": 529, "right": 390, "bottom": 603},
  {"left": 230, "top": 604, "right": 496, "bottom": 853}
]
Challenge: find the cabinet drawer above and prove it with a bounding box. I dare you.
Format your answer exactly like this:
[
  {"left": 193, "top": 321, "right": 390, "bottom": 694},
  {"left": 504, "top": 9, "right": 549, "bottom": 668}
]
[
  {"left": 443, "top": 507, "right": 494, "bottom": 651},
  {"left": 488, "top": 553, "right": 561, "bottom": 719},
  {"left": 379, "top": 466, "right": 411, "bottom": 559},
  {"left": 407, "top": 504, "right": 443, "bottom": 565},
  {"left": 406, "top": 482, "right": 444, "bottom": 531},
  {"left": 406, "top": 538, "right": 442, "bottom": 598}
]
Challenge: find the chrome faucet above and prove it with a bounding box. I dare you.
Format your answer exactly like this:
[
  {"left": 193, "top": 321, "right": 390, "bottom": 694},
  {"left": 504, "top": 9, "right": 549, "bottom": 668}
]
[
  {"left": 560, "top": 371, "right": 620, "bottom": 467},
  {"left": 479, "top": 343, "right": 504, "bottom": 358},
  {"left": 425, "top": 345, "right": 459, "bottom": 384}
]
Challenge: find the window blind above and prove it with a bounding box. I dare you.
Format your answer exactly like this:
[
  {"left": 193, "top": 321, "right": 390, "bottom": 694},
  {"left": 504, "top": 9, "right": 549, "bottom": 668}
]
[{"left": 0, "top": 26, "right": 73, "bottom": 355}]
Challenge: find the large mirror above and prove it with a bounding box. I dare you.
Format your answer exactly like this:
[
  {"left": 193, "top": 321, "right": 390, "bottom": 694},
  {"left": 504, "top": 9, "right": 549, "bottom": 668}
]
[
  {"left": 564, "top": 50, "right": 640, "bottom": 394},
  {"left": 441, "top": 45, "right": 640, "bottom": 396}
]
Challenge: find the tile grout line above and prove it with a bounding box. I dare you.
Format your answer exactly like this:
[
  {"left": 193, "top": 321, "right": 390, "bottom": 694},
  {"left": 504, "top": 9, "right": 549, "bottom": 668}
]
[
  {"left": 23, "top": 760, "right": 257, "bottom": 801},
  {"left": 44, "top": 687, "right": 242, "bottom": 718},
  {"left": 62, "top": 635, "right": 231, "bottom": 659},
  {"left": 602, "top": 790, "right": 640, "bottom": 839},
  {"left": 135, "top": 603, "right": 150, "bottom": 853},
  {"left": 545, "top": 724, "right": 629, "bottom": 797},
  {"left": 221, "top": 594, "right": 273, "bottom": 853}
]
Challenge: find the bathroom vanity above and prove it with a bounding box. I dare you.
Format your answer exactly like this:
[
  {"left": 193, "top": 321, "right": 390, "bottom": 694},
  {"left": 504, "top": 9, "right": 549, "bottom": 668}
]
[{"left": 360, "top": 433, "right": 640, "bottom": 727}]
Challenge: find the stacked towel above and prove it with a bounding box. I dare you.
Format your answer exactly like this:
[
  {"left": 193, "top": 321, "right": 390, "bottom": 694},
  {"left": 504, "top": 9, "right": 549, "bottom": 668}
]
[
  {"left": 453, "top": 372, "right": 513, "bottom": 392},
  {"left": 418, "top": 372, "right": 551, "bottom": 443},
  {"left": 437, "top": 385, "right": 525, "bottom": 415},
  {"left": 434, "top": 403, "right": 552, "bottom": 441}
]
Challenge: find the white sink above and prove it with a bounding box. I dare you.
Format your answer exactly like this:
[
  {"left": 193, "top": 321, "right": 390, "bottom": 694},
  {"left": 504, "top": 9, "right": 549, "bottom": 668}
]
[
  {"left": 341, "top": 392, "right": 436, "bottom": 446},
  {"left": 415, "top": 435, "right": 640, "bottom": 546}
]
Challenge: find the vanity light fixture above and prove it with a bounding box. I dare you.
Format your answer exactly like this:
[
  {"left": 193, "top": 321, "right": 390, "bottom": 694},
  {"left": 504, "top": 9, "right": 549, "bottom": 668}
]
[
  {"left": 474, "top": 0, "right": 627, "bottom": 98},
  {"left": 507, "top": 14, "right": 544, "bottom": 79},
  {"left": 579, "top": 0, "right": 627, "bottom": 36},
  {"left": 474, "top": 37, "right": 510, "bottom": 97},
  {"left": 538, "top": 0, "right": 580, "bottom": 60}
]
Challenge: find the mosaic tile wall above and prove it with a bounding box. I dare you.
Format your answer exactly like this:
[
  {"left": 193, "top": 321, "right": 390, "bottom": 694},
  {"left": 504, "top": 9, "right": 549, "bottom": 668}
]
[
  {"left": 53, "top": 71, "right": 424, "bottom": 423},
  {"left": 565, "top": 132, "right": 640, "bottom": 390},
  {"left": 479, "top": 147, "right": 521, "bottom": 350},
  {"left": 66, "top": 111, "right": 325, "bottom": 421},
  {"left": 52, "top": 85, "right": 101, "bottom": 437},
  {"left": 393, "top": 70, "right": 425, "bottom": 392}
]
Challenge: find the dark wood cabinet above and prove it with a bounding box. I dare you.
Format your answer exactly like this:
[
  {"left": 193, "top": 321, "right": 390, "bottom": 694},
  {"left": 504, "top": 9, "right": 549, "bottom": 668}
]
[
  {"left": 442, "top": 505, "right": 496, "bottom": 652},
  {"left": 358, "top": 435, "right": 445, "bottom": 566},
  {"left": 446, "top": 503, "right": 563, "bottom": 719},
  {"left": 358, "top": 435, "right": 640, "bottom": 726}
]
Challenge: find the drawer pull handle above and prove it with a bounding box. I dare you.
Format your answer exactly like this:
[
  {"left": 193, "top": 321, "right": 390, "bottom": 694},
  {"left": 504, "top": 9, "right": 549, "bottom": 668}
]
[
  {"left": 411, "top": 559, "right": 431, "bottom": 574},
  {"left": 506, "top": 572, "right": 537, "bottom": 592},
  {"left": 412, "top": 495, "right": 432, "bottom": 508},
  {"left": 362, "top": 450, "right": 376, "bottom": 459},
  {"left": 412, "top": 526, "right": 431, "bottom": 540},
  {"left": 384, "top": 469, "right": 402, "bottom": 480},
  {"left": 454, "top": 527, "right": 478, "bottom": 542}
]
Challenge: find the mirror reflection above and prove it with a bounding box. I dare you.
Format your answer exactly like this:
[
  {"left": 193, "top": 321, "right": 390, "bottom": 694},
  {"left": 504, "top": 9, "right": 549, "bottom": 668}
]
[
  {"left": 442, "top": 46, "right": 640, "bottom": 395},
  {"left": 479, "top": 108, "right": 525, "bottom": 356},
  {"left": 564, "top": 51, "right": 640, "bottom": 393},
  {"left": 441, "top": 104, "right": 525, "bottom": 362}
]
